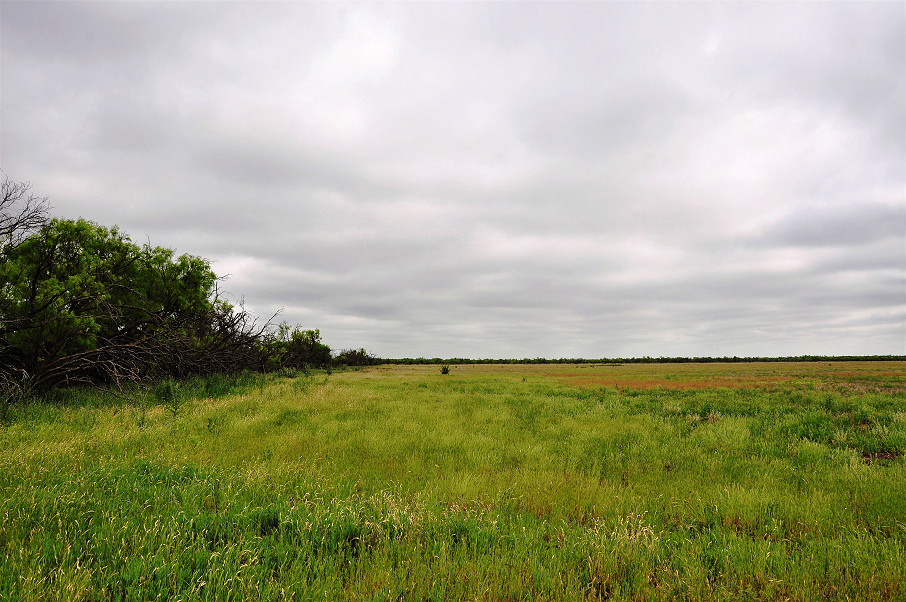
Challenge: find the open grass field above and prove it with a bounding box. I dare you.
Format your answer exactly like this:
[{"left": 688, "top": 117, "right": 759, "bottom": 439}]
[{"left": 1, "top": 362, "right": 904, "bottom": 600}]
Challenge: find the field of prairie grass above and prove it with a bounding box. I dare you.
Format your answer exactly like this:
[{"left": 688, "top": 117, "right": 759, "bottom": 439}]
[{"left": 1, "top": 362, "right": 904, "bottom": 600}]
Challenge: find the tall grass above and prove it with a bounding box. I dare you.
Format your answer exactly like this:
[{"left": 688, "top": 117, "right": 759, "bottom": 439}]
[{"left": 0, "top": 363, "right": 903, "bottom": 600}]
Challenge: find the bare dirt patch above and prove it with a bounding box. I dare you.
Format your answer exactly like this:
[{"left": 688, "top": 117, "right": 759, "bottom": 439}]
[{"left": 862, "top": 450, "right": 903, "bottom": 464}]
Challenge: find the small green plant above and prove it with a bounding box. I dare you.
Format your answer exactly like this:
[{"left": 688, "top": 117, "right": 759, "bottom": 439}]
[
  {"left": 0, "top": 378, "right": 25, "bottom": 426},
  {"left": 294, "top": 378, "right": 311, "bottom": 394},
  {"left": 202, "top": 373, "right": 233, "bottom": 398},
  {"left": 278, "top": 366, "right": 301, "bottom": 379},
  {"left": 206, "top": 414, "right": 225, "bottom": 433},
  {"left": 154, "top": 379, "right": 182, "bottom": 416},
  {"left": 440, "top": 365, "right": 450, "bottom": 375},
  {"left": 134, "top": 405, "right": 148, "bottom": 428},
  {"left": 281, "top": 367, "right": 297, "bottom": 379}
]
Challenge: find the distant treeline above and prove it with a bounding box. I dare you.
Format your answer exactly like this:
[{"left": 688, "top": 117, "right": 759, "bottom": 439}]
[{"left": 382, "top": 355, "right": 905, "bottom": 365}]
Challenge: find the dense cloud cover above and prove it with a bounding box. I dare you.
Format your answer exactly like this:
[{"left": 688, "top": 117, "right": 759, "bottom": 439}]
[{"left": 2, "top": 1, "right": 903, "bottom": 358}]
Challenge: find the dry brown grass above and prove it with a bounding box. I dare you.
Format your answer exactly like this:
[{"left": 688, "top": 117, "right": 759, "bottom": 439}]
[
  {"left": 545, "top": 373, "right": 795, "bottom": 390},
  {"left": 543, "top": 361, "right": 906, "bottom": 392}
]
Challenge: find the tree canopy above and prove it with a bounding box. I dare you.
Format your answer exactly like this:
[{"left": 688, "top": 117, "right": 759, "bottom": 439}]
[
  {"left": 0, "top": 177, "right": 380, "bottom": 397},
  {"left": 0, "top": 217, "right": 248, "bottom": 391}
]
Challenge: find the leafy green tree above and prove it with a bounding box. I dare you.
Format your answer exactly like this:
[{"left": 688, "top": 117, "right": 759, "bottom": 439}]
[
  {"left": 334, "top": 348, "right": 380, "bottom": 367},
  {"left": 267, "top": 324, "right": 332, "bottom": 370},
  {"left": 0, "top": 177, "right": 382, "bottom": 395},
  {"left": 0, "top": 217, "right": 254, "bottom": 391}
]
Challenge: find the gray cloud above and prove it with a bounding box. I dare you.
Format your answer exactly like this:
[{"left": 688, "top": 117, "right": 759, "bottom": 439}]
[
  {"left": 1, "top": 1, "right": 903, "bottom": 358},
  {"left": 763, "top": 202, "right": 905, "bottom": 248}
]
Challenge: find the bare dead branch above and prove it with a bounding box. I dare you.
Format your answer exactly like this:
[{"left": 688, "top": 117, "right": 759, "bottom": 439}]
[{"left": 0, "top": 175, "right": 50, "bottom": 255}]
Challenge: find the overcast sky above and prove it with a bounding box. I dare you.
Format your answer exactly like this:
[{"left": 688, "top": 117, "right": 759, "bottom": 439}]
[{"left": 1, "top": 1, "right": 904, "bottom": 358}]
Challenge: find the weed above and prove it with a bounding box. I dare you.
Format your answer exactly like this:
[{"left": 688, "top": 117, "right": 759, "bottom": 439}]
[
  {"left": 294, "top": 377, "right": 312, "bottom": 394},
  {"left": 154, "top": 378, "right": 182, "bottom": 416},
  {"left": 206, "top": 414, "right": 224, "bottom": 433},
  {"left": 278, "top": 366, "right": 299, "bottom": 379},
  {"left": 202, "top": 373, "right": 233, "bottom": 398}
]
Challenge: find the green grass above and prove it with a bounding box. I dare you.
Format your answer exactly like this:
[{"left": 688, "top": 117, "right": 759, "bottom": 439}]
[{"left": 1, "top": 363, "right": 904, "bottom": 600}]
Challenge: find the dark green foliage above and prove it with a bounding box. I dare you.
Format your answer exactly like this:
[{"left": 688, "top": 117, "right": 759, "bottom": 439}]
[
  {"left": 154, "top": 379, "right": 183, "bottom": 415},
  {"left": 334, "top": 348, "right": 380, "bottom": 367},
  {"left": 0, "top": 178, "right": 391, "bottom": 402},
  {"left": 0, "top": 179, "right": 287, "bottom": 395},
  {"left": 441, "top": 364, "right": 450, "bottom": 375},
  {"left": 0, "top": 217, "right": 231, "bottom": 390},
  {"left": 199, "top": 373, "right": 233, "bottom": 399},
  {"left": 266, "top": 324, "right": 332, "bottom": 370},
  {"left": 277, "top": 366, "right": 306, "bottom": 379}
]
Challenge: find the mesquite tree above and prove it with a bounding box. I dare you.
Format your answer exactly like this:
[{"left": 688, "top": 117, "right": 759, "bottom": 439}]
[
  {"left": 264, "top": 325, "right": 332, "bottom": 370},
  {"left": 0, "top": 177, "right": 357, "bottom": 396},
  {"left": 0, "top": 212, "right": 264, "bottom": 392}
]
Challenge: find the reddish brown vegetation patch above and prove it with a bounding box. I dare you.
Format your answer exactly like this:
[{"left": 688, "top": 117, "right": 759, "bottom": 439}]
[
  {"left": 546, "top": 374, "right": 794, "bottom": 391},
  {"left": 826, "top": 371, "right": 906, "bottom": 378}
]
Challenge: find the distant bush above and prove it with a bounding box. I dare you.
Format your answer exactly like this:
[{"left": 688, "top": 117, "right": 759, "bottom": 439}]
[
  {"left": 277, "top": 366, "right": 304, "bottom": 379},
  {"left": 334, "top": 348, "right": 380, "bottom": 367},
  {"left": 264, "top": 325, "right": 332, "bottom": 371}
]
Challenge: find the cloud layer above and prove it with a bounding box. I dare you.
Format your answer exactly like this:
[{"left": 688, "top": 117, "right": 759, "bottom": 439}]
[{"left": 2, "top": 1, "right": 903, "bottom": 357}]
